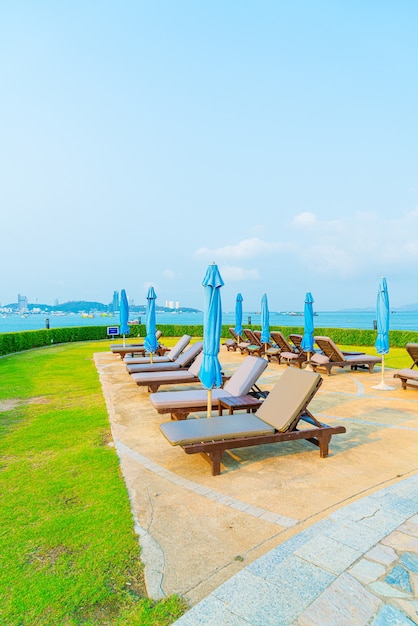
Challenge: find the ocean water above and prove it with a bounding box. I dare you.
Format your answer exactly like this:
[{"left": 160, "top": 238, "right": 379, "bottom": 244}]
[{"left": 1, "top": 309, "right": 418, "bottom": 334}]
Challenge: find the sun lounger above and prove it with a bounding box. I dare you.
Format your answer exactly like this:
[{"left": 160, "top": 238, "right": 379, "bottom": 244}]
[
  {"left": 243, "top": 329, "right": 268, "bottom": 356},
  {"left": 222, "top": 328, "right": 250, "bottom": 353},
  {"left": 149, "top": 355, "right": 269, "bottom": 421},
  {"left": 123, "top": 335, "right": 191, "bottom": 365},
  {"left": 265, "top": 331, "right": 306, "bottom": 367},
  {"left": 311, "top": 336, "right": 381, "bottom": 375},
  {"left": 393, "top": 343, "right": 418, "bottom": 390},
  {"left": 110, "top": 330, "right": 164, "bottom": 358},
  {"left": 160, "top": 367, "right": 346, "bottom": 475},
  {"left": 131, "top": 352, "right": 206, "bottom": 392},
  {"left": 126, "top": 342, "right": 203, "bottom": 374}
]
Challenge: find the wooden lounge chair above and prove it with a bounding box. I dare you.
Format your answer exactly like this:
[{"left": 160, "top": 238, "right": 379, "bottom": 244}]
[
  {"left": 126, "top": 342, "right": 203, "bottom": 374},
  {"left": 393, "top": 343, "right": 418, "bottom": 390},
  {"left": 222, "top": 328, "right": 250, "bottom": 353},
  {"left": 110, "top": 330, "right": 164, "bottom": 358},
  {"left": 123, "top": 335, "right": 191, "bottom": 365},
  {"left": 149, "top": 355, "right": 269, "bottom": 421},
  {"left": 131, "top": 352, "right": 205, "bottom": 392},
  {"left": 159, "top": 367, "right": 346, "bottom": 475},
  {"left": 289, "top": 334, "right": 303, "bottom": 350},
  {"left": 311, "top": 336, "right": 381, "bottom": 375},
  {"left": 266, "top": 331, "right": 306, "bottom": 367},
  {"left": 243, "top": 329, "right": 268, "bottom": 357}
]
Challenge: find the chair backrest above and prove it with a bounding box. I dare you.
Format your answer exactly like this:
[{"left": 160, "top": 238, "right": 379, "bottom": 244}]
[
  {"left": 270, "top": 331, "right": 293, "bottom": 352},
  {"left": 289, "top": 334, "right": 303, "bottom": 349},
  {"left": 244, "top": 329, "right": 262, "bottom": 346},
  {"left": 255, "top": 367, "right": 322, "bottom": 432},
  {"left": 175, "top": 342, "right": 203, "bottom": 367},
  {"left": 223, "top": 356, "right": 268, "bottom": 396},
  {"left": 156, "top": 329, "right": 162, "bottom": 340},
  {"left": 314, "top": 336, "right": 345, "bottom": 362},
  {"left": 228, "top": 327, "right": 238, "bottom": 340},
  {"left": 406, "top": 343, "right": 418, "bottom": 368},
  {"left": 188, "top": 351, "right": 203, "bottom": 376},
  {"left": 165, "top": 335, "right": 191, "bottom": 360}
]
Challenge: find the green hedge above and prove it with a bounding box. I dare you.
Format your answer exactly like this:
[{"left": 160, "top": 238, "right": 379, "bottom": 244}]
[{"left": 1, "top": 324, "right": 418, "bottom": 356}]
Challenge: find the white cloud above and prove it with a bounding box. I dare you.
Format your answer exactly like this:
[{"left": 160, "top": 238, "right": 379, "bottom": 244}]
[
  {"left": 293, "top": 211, "right": 317, "bottom": 227},
  {"left": 193, "top": 208, "right": 418, "bottom": 292},
  {"left": 162, "top": 269, "right": 176, "bottom": 279},
  {"left": 196, "top": 237, "right": 288, "bottom": 260},
  {"left": 220, "top": 266, "right": 260, "bottom": 281}
]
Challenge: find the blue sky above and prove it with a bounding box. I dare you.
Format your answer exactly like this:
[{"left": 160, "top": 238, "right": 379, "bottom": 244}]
[{"left": 1, "top": 1, "right": 418, "bottom": 312}]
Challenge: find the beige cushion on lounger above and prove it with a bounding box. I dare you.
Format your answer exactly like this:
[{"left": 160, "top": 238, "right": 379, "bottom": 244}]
[
  {"left": 255, "top": 367, "right": 321, "bottom": 432},
  {"left": 394, "top": 368, "right": 418, "bottom": 382},
  {"left": 131, "top": 353, "right": 203, "bottom": 386},
  {"left": 160, "top": 413, "right": 275, "bottom": 446},
  {"left": 124, "top": 334, "right": 191, "bottom": 364},
  {"left": 149, "top": 356, "right": 268, "bottom": 412},
  {"left": 127, "top": 342, "right": 202, "bottom": 373},
  {"left": 310, "top": 353, "right": 330, "bottom": 366},
  {"left": 222, "top": 356, "right": 268, "bottom": 396}
]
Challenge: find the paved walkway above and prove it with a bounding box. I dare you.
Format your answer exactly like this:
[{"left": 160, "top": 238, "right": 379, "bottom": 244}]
[
  {"left": 95, "top": 348, "right": 418, "bottom": 625},
  {"left": 174, "top": 475, "right": 418, "bottom": 625}
]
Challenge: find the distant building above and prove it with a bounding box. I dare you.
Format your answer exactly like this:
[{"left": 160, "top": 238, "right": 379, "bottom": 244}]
[
  {"left": 175, "top": 301, "right": 180, "bottom": 309},
  {"left": 17, "top": 294, "right": 28, "bottom": 313},
  {"left": 112, "top": 291, "right": 119, "bottom": 312}
]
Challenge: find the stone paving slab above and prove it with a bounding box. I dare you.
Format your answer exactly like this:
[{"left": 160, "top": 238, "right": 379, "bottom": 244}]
[{"left": 174, "top": 476, "right": 418, "bottom": 625}]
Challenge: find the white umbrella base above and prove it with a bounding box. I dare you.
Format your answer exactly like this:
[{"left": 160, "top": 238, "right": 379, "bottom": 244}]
[{"left": 371, "top": 380, "right": 396, "bottom": 391}]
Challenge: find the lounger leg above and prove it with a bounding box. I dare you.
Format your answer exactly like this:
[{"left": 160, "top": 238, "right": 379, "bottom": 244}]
[
  {"left": 209, "top": 451, "right": 222, "bottom": 476},
  {"left": 171, "top": 411, "right": 190, "bottom": 421},
  {"left": 319, "top": 433, "right": 331, "bottom": 457}
]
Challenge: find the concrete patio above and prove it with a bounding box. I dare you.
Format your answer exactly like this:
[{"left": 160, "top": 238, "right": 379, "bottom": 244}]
[{"left": 95, "top": 348, "right": 418, "bottom": 624}]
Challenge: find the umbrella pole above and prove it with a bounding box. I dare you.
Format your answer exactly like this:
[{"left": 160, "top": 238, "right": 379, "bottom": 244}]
[
  {"left": 207, "top": 389, "right": 212, "bottom": 418},
  {"left": 123, "top": 334, "right": 126, "bottom": 347},
  {"left": 305, "top": 351, "right": 313, "bottom": 371},
  {"left": 150, "top": 353, "right": 153, "bottom": 364},
  {"left": 372, "top": 354, "right": 395, "bottom": 390}
]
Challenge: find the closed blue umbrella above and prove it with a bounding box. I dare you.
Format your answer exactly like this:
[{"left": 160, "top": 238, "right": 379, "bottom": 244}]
[
  {"left": 120, "top": 289, "right": 130, "bottom": 347},
  {"left": 144, "top": 286, "right": 158, "bottom": 362},
  {"left": 199, "top": 263, "right": 224, "bottom": 417},
  {"left": 301, "top": 292, "right": 315, "bottom": 369},
  {"left": 260, "top": 293, "right": 270, "bottom": 350},
  {"left": 372, "top": 277, "right": 395, "bottom": 390},
  {"left": 234, "top": 293, "right": 243, "bottom": 340},
  {"left": 301, "top": 292, "right": 315, "bottom": 352}
]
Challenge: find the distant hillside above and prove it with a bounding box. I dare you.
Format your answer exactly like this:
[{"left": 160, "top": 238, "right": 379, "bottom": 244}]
[
  {"left": 395, "top": 303, "right": 418, "bottom": 311},
  {"left": 4, "top": 300, "right": 201, "bottom": 314},
  {"left": 341, "top": 304, "right": 418, "bottom": 313}
]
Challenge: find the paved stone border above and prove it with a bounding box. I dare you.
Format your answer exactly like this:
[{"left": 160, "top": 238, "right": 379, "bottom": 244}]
[
  {"left": 174, "top": 474, "right": 418, "bottom": 625},
  {"left": 116, "top": 439, "right": 298, "bottom": 529}
]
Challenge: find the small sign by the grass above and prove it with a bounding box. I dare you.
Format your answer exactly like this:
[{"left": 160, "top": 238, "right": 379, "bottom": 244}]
[{"left": 107, "top": 326, "right": 120, "bottom": 336}]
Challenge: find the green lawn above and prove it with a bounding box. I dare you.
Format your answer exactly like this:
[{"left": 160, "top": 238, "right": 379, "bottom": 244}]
[{"left": 0, "top": 341, "right": 186, "bottom": 625}]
